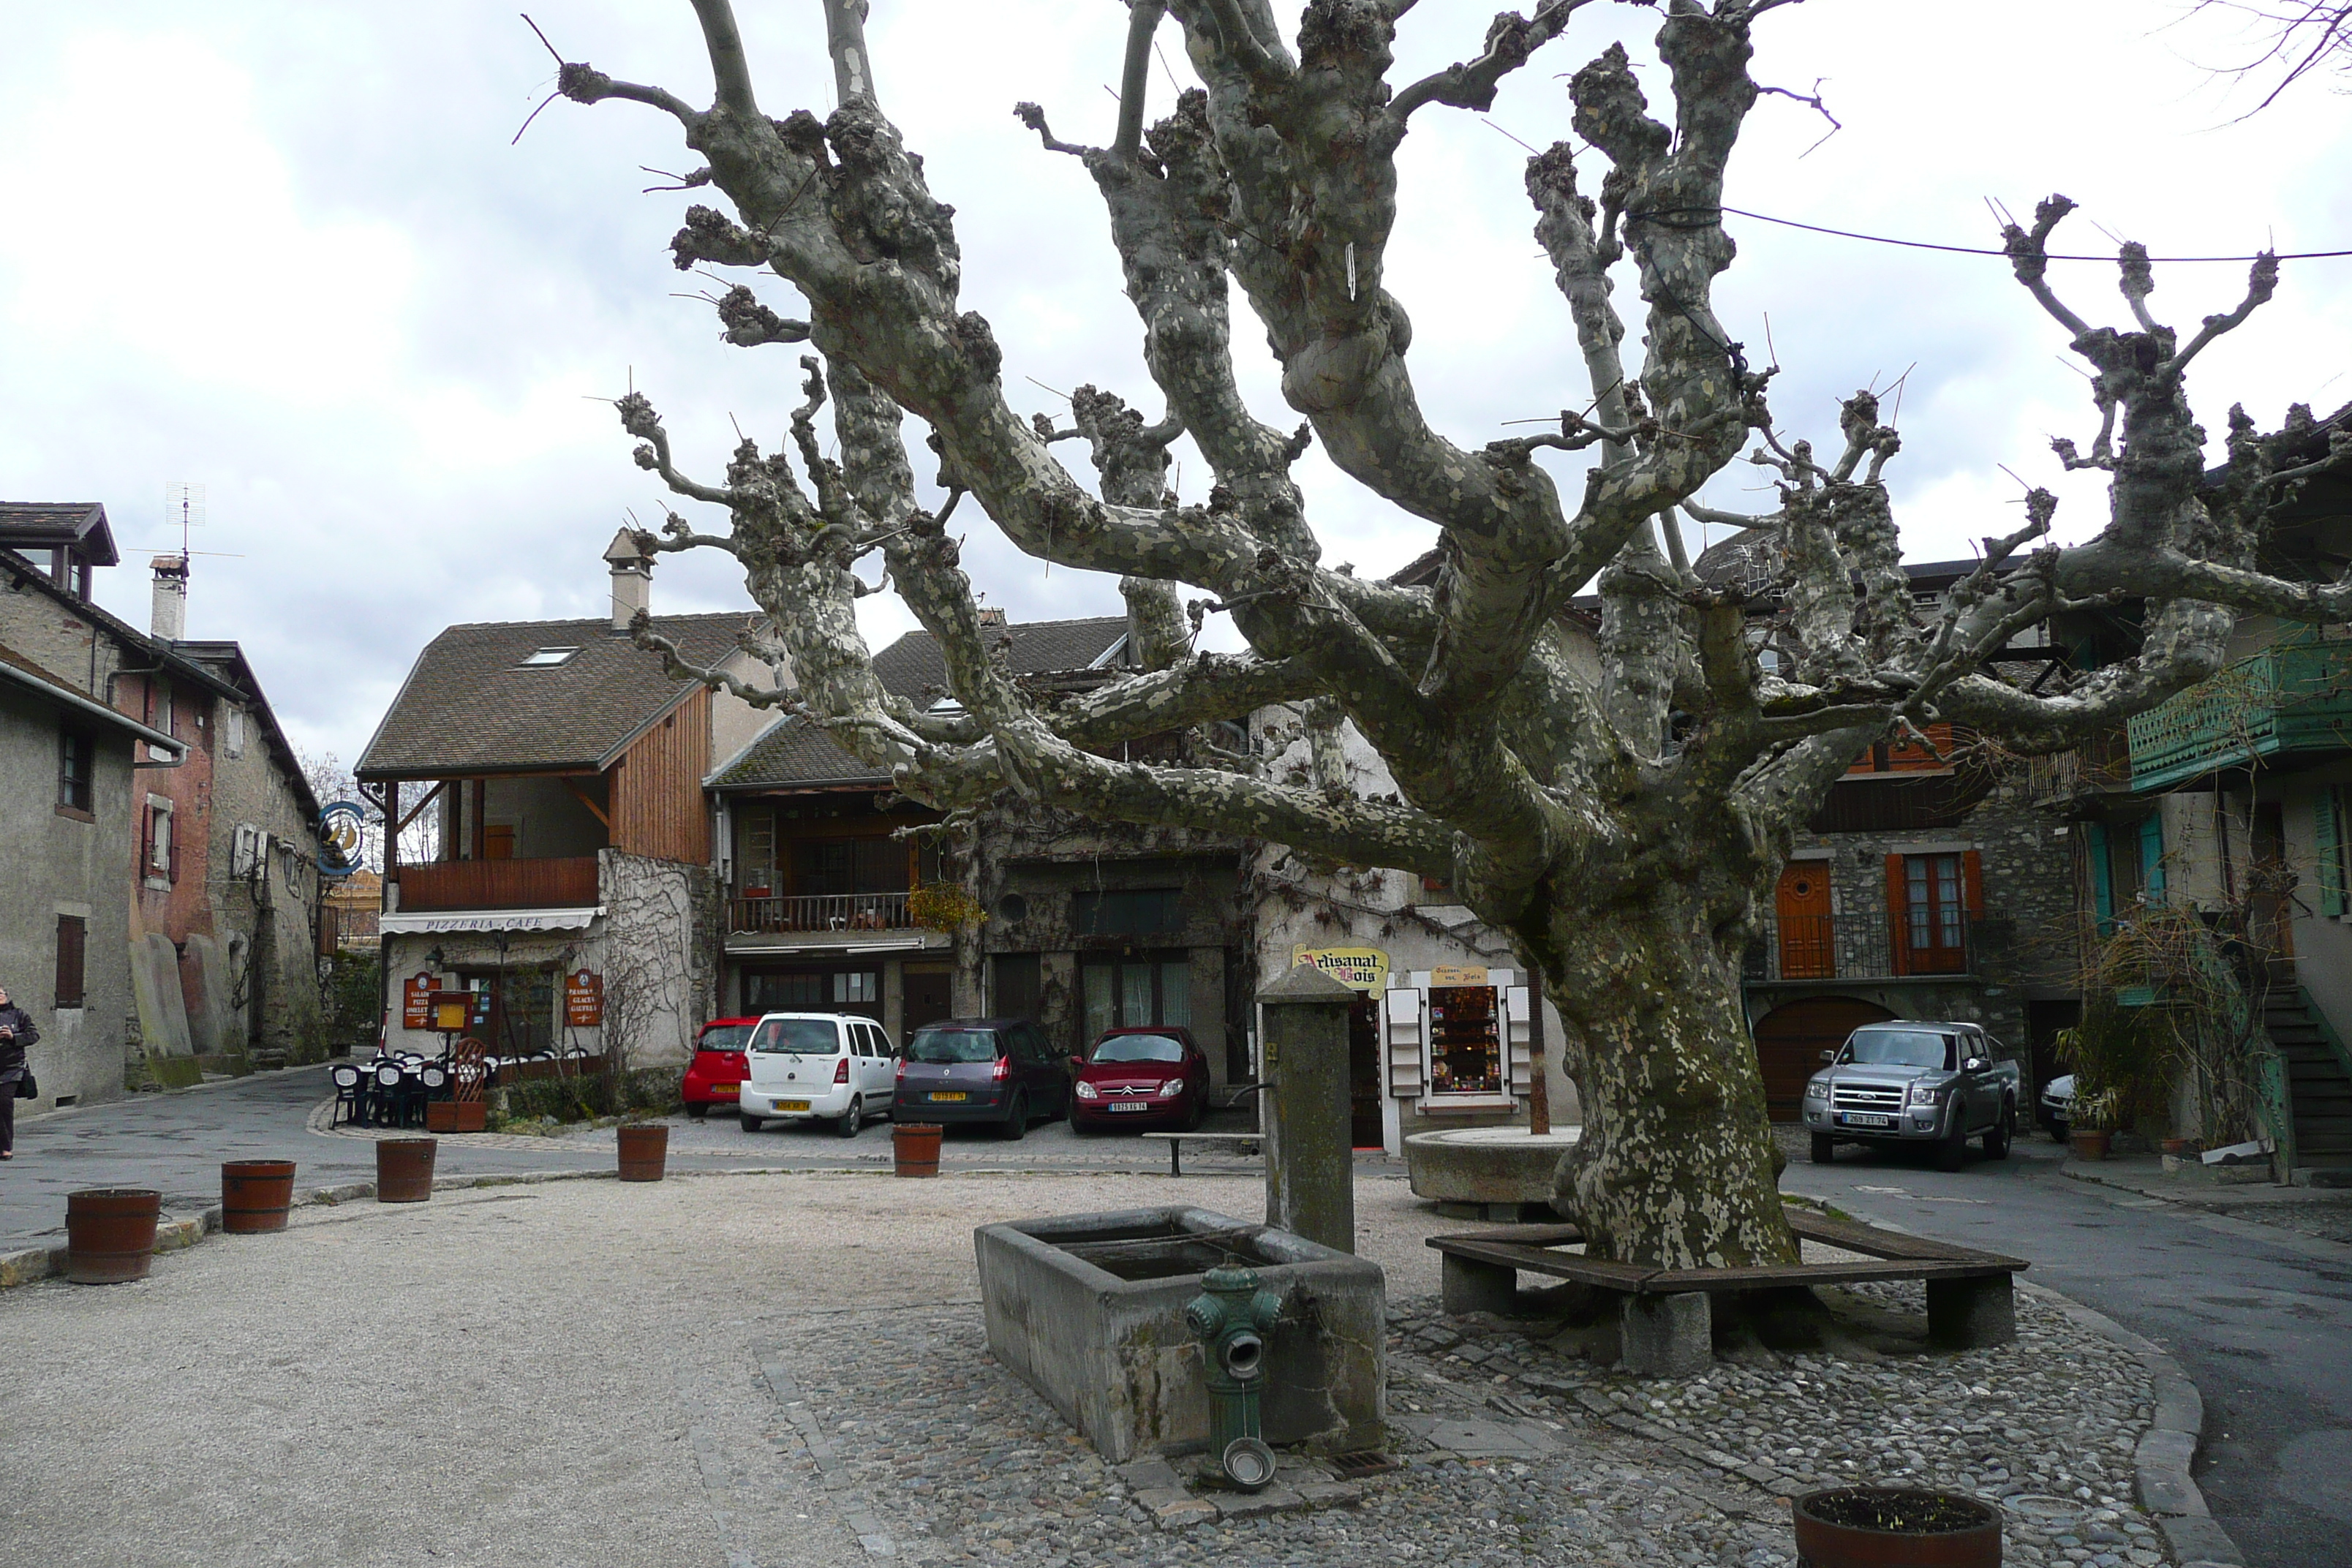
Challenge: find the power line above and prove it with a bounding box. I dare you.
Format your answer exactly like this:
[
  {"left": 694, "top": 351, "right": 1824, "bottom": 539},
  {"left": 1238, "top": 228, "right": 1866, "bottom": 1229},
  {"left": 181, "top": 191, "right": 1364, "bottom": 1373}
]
[{"left": 1676, "top": 205, "right": 2352, "bottom": 263}]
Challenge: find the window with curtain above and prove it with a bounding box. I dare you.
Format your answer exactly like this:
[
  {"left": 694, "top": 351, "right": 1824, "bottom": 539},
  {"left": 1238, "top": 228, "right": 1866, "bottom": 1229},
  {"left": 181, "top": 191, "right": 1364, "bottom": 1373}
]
[{"left": 1079, "top": 951, "right": 1193, "bottom": 1044}]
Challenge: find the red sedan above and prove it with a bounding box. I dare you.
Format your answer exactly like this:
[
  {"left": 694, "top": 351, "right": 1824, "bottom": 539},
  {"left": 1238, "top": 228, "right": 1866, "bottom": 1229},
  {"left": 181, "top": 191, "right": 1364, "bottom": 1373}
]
[
  {"left": 682, "top": 1017, "right": 760, "bottom": 1117},
  {"left": 1070, "top": 1026, "right": 1209, "bottom": 1133}
]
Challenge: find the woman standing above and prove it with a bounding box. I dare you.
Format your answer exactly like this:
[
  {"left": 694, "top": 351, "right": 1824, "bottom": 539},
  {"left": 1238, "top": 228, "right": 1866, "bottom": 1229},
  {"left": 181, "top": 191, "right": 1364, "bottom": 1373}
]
[{"left": 0, "top": 981, "right": 38, "bottom": 1160}]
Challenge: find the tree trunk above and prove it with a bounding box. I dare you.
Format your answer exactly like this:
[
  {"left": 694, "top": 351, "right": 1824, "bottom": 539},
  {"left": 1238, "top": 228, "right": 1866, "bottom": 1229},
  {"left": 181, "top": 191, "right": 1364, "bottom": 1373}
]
[{"left": 1538, "top": 892, "right": 1796, "bottom": 1269}]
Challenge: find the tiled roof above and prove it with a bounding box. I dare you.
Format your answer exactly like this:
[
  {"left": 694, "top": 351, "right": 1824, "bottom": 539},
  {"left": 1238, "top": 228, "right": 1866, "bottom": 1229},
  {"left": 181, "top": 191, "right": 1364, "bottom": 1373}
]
[
  {"left": 356, "top": 613, "right": 755, "bottom": 778},
  {"left": 709, "top": 717, "right": 884, "bottom": 791},
  {"left": 0, "top": 502, "right": 118, "bottom": 566},
  {"left": 714, "top": 616, "right": 1131, "bottom": 791},
  {"left": 870, "top": 615, "right": 1128, "bottom": 700}
]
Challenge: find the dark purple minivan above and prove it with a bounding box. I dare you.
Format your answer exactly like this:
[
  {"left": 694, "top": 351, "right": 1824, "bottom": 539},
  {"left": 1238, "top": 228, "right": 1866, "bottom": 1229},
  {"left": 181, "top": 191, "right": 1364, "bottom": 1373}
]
[{"left": 890, "top": 1018, "right": 1069, "bottom": 1139}]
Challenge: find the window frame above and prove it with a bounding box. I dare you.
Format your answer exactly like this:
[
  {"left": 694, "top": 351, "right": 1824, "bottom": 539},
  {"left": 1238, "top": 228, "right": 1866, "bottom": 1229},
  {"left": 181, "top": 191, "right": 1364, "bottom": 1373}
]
[{"left": 57, "top": 724, "right": 94, "bottom": 815}]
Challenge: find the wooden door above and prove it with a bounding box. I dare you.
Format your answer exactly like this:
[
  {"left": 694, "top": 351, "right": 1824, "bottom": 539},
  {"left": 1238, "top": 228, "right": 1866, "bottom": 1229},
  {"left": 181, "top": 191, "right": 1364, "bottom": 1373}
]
[
  {"left": 1774, "top": 862, "right": 1834, "bottom": 979},
  {"left": 903, "top": 967, "right": 954, "bottom": 1033},
  {"left": 1752, "top": 997, "right": 1896, "bottom": 1120}
]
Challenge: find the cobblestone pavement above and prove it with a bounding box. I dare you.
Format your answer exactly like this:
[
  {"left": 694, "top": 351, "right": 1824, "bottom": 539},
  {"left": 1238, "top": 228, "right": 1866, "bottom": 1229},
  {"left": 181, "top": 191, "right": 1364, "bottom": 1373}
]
[{"left": 766, "top": 1276, "right": 2172, "bottom": 1568}]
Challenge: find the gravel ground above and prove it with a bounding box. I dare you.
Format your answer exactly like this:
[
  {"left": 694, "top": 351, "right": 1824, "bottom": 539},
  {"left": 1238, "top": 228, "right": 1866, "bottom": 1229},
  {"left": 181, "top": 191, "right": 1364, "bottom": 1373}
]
[{"left": 0, "top": 1169, "right": 2176, "bottom": 1568}]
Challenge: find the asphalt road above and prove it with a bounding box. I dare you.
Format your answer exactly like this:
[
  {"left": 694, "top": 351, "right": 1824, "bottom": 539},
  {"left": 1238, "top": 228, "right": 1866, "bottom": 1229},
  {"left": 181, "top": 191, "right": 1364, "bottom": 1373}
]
[{"left": 1783, "top": 1131, "right": 2352, "bottom": 1568}]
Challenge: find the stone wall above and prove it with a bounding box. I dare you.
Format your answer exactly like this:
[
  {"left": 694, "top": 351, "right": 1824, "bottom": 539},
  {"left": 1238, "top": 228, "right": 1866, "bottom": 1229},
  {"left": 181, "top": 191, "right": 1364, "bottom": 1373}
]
[
  {"left": 1746, "top": 774, "right": 2083, "bottom": 1063},
  {"left": 0, "top": 683, "right": 135, "bottom": 1108},
  {"left": 600, "top": 849, "right": 712, "bottom": 1068},
  {"left": 204, "top": 694, "right": 329, "bottom": 1062}
]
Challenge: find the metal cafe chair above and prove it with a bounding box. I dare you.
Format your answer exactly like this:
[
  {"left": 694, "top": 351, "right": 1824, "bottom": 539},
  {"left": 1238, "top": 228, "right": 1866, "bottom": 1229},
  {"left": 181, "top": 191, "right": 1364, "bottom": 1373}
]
[
  {"left": 371, "top": 1063, "right": 407, "bottom": 1127},
  {"left": 330, "top": 1064, "right": 367, "bottom": 1128}
]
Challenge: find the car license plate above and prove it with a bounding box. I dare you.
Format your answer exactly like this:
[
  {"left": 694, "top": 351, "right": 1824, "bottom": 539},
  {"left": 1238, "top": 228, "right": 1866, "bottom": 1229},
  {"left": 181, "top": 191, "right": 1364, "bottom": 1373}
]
[
  {"left": 777, "top": 1099, "right": 810, "bottom": 1112},
  {"left": 1107, "top": 1102, "right": 1150, "bottom": 1113},
  {"left": 1841, "top": 1112, "right": 1891, "bottom": 1128},
  {"left": 930, "top": 1091, "right": 968, "bottom": 1102},
  {"left": 713, "top": 1085, "right": 739, "bottom": 1098}
]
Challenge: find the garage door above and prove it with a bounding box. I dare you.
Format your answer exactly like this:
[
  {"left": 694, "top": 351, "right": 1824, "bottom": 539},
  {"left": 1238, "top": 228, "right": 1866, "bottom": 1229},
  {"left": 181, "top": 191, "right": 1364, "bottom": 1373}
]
[{"left": 1752, "top": 997, "right": 1896, "bottom": 1120}]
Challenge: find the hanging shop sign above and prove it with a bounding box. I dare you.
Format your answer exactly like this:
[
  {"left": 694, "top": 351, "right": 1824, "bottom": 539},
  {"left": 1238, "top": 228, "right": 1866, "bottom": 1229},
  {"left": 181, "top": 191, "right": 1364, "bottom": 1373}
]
[
  {"left": 1289, "top": 945, "right": 1390, "bottom": 993},
  {"left": 564, "top": 968, "right": 604, "bottom": 1028},
  {"left": 1430, "top": 965, "right": 1489, "bottom": 988},
  {"left": 318, "top": 800, "right": 368, "bottom": 878}
]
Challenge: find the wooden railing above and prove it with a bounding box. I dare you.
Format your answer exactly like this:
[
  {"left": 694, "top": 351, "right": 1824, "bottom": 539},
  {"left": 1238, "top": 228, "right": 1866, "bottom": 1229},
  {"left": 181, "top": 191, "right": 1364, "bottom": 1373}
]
[
  {"left": 728, "top": 890, "right": 913, "bottom": 935},
  {"left": 396, "top": 856, "right": 600, "bottom": 912}
]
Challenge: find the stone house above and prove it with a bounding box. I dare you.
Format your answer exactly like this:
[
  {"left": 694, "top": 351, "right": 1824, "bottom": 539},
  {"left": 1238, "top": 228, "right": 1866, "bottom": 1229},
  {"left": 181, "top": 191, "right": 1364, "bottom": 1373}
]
[
  {"left": 0, "top": 640, "right": 182, "bottom": 1108},
  {"left": 1, "top": 505, "right": 326, "bottom": 1093},
  {"left": 1697, "top": 540, "right": 2086, "bottom": 1120},
  {"left": 355, "top": 535, "right": 766, "bottom": 1066},
  {"left": 2061, "top": 404, "right": 2352, "bottom": 1177},
  {"left": 710, "top": 613, "right": 1256, "bottom": 1082}
]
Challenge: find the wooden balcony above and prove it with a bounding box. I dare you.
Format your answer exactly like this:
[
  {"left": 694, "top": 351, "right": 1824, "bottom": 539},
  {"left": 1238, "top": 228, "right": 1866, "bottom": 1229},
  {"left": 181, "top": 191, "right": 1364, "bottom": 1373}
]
[
  {"left": 396, "top": 856, "right": 600, "bottom": 912},
  {"left": 1745, "top": 911, "right": 1980, "bottom": 983},
  {"left": 728, "top": 890, "right": 913, "bottom": 935},
  {"left": 2128, "top": 635, "right": 2352, "bottom": 791}
]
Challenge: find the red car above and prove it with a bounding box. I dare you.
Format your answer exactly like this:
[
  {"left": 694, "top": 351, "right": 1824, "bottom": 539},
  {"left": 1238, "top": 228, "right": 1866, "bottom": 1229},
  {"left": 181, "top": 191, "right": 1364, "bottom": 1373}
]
[
  {"left": 682, "top": 1017, "right": 760, "bottom": 1117},
  {"left": 1069, "top": 1026, "right": 1209, "bottom": 1133}
]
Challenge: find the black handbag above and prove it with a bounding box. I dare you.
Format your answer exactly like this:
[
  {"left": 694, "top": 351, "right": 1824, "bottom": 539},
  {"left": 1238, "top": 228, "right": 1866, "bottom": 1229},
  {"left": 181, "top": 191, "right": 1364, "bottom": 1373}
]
[{"left": 12, "top": 1071, "right": 33, "bottom": 1100}]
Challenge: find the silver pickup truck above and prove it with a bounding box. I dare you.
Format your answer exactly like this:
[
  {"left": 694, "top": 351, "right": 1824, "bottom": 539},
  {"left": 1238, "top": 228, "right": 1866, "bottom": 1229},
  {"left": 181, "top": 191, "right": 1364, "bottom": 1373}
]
[{"left": 1800, "top": 1019, "right": 2022, "bottom": 1172}]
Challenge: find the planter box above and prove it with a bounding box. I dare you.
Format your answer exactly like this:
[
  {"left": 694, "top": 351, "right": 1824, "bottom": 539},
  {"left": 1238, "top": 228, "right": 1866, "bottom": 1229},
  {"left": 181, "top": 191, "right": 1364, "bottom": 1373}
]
[
  {"left": 426, "top": 1101, "right": 486, "bottom": 1133},
  {"left": 974, "top": 1205, "right": 1384, "bottom": 1463}
]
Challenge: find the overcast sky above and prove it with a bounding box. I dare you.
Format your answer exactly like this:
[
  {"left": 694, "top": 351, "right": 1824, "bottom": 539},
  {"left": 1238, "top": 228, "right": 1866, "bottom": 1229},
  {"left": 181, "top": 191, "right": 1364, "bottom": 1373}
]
[{"left": 3, "top": 1, "right": 2348, "bottom": 775}]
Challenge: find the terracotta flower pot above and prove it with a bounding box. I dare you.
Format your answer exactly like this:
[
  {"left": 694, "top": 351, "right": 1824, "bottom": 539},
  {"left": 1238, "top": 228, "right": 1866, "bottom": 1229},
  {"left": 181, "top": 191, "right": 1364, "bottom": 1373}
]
[
  {"left": 2160, "top": 1137, "right": 2199, "bottom": 1158},
  {"left": 617, "top": 1122, "right": 669, "bottom": 1183},
  {"left": 1793, "top": 1488, "right": 2001, "bottom": 1567},
  {"left": 221, "top": 1160, "right": 298, "bottom": 1234},
  {"left": 65, "top": 1188, "right": 162, "bottom": 1284},
  {"left": 2070, "top": 1128, "right": 2111, "bottom": 1162},
  {"left": 894, "top": 1123, "right": 943, "bottom": 1178}
]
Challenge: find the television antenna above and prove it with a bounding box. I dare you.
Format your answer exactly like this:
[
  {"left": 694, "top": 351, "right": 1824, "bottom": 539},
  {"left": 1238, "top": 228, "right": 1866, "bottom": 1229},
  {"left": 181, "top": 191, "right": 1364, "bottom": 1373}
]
[{"left": 139, "top": 482, "right": 243, "bottom": 560}]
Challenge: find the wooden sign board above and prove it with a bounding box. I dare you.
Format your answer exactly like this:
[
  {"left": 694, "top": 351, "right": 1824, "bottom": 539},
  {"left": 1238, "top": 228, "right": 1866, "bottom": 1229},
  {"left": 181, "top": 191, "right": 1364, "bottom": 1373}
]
[
  {"left": 402, "top": 973, "right": 435, "bottom": 1031},
  {"left": 1291, "top": 945, "right": 1390, "bottom": 993},
  {"left": 427, "top": 990, "right": 483, "bottom": 1033},
  {"left": 1430, "top": 965, "right": 1488, "bottom": 988},
  {"left": 565, "top": 968, "right": 603, "bottom": 1028}
]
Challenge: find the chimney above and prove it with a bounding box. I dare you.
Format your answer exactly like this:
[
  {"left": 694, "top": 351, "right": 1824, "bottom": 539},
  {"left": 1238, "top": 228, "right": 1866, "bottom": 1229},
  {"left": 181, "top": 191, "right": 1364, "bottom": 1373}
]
[
  {"left": 603, "top": 528, "right": 652, "bottom": 633},
  {"left": 151, "top": 554, "right": 189, "bottom": 641}
]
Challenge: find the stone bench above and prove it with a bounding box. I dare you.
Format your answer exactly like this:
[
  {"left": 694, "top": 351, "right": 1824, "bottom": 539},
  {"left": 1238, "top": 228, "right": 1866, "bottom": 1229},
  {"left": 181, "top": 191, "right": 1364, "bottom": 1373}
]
[
  {"left": 1139, "top": 1131, "right": 1263, "bottom": 1177},
  {"left": 1427, "top": 1210, "right": 2028, "bottom": 1376}
]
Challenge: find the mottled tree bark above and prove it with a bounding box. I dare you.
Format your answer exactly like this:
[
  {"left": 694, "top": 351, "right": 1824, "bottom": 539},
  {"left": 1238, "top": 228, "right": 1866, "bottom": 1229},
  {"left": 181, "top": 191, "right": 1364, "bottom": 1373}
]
[{"left": 551, "top": 0, "right": 2352, "bottom": 1269}]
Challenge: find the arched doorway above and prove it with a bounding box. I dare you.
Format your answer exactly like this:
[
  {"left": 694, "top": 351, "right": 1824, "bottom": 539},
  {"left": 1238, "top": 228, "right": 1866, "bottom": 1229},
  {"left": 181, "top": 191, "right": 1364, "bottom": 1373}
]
[{"left": 1753, "top": 997, "right": 1896, "bottom": 1120}]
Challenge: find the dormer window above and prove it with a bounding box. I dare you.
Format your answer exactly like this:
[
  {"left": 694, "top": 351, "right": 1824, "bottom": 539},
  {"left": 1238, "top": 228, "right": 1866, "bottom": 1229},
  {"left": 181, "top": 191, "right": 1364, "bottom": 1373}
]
[{"left": 518, "top": 647, "right": 581, "bottom": 668}]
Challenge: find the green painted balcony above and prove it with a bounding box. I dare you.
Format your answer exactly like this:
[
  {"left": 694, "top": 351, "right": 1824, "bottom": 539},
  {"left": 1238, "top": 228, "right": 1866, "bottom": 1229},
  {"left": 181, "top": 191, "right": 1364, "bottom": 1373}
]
[{"left": 2127, "top": 634, "right": 2352, "bottom": 791}]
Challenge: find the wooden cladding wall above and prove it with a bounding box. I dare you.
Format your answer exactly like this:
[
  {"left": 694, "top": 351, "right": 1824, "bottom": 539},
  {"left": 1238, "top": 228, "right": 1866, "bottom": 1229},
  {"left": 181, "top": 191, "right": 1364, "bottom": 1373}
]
[
  {"left": 611, "top": 687, "right": 711, "bottom": 865},
  {"left": 397, "top": 856, "right": 600, "bottom": 911}
]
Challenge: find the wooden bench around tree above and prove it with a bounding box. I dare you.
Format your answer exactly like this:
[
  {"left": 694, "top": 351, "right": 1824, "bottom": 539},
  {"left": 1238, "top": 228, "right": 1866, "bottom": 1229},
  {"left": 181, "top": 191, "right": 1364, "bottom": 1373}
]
[{"left": 1427, "top": 1210, "right": 2028, "bottom": 1376}]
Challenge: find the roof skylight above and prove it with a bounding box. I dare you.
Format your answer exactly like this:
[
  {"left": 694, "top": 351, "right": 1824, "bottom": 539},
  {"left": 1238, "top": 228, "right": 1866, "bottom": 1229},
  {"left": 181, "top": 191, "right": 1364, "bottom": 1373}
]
[{"left": 518, "top": 647, "right": 581, "bottom": 668}]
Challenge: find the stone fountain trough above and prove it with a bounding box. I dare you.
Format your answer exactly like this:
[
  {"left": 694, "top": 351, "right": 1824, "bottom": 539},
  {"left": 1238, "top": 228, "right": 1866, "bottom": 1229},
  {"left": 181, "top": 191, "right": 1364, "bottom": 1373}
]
[{"left": 974, "top": 1205, "right": 1384, "bottom": 1463}]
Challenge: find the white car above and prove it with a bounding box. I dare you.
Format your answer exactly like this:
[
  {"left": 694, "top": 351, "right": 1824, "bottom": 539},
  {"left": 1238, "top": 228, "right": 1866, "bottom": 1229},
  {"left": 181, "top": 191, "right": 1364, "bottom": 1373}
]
[{"left": 738, "top": 1013, "right": 897, "bottom": 1137}]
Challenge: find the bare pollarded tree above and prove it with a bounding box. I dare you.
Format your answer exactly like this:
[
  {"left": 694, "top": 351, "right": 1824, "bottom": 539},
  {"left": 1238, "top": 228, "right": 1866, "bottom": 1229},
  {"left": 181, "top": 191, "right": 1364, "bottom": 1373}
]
[{"left": 549, "top": 0, "right": 2352, "bottom": 1268}]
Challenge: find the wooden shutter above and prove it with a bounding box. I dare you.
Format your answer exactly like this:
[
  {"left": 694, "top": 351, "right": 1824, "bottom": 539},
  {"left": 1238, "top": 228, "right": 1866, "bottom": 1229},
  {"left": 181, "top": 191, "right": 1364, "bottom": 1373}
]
[
  {"left": 54, "top": 915, "right": 86, "bottom": 1009},
  {"left": 1384, "top": 984, "right": 1426, "bottom": 1098},
  {"left": 2085, "top": 823, "right": 2114, "bottom": 930},
  {"left": 2320, "top": 787, "right": 2348, "bottom": 919},
  {"left": 2138, "top": 815, "right": 2166, "bottom": 900},
  {"left": 1961, "top": 849, "right": 1985, "bottom": 916},
  {"left": 1884, "top": 854, "right": 1910, "bottom": 977}
]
